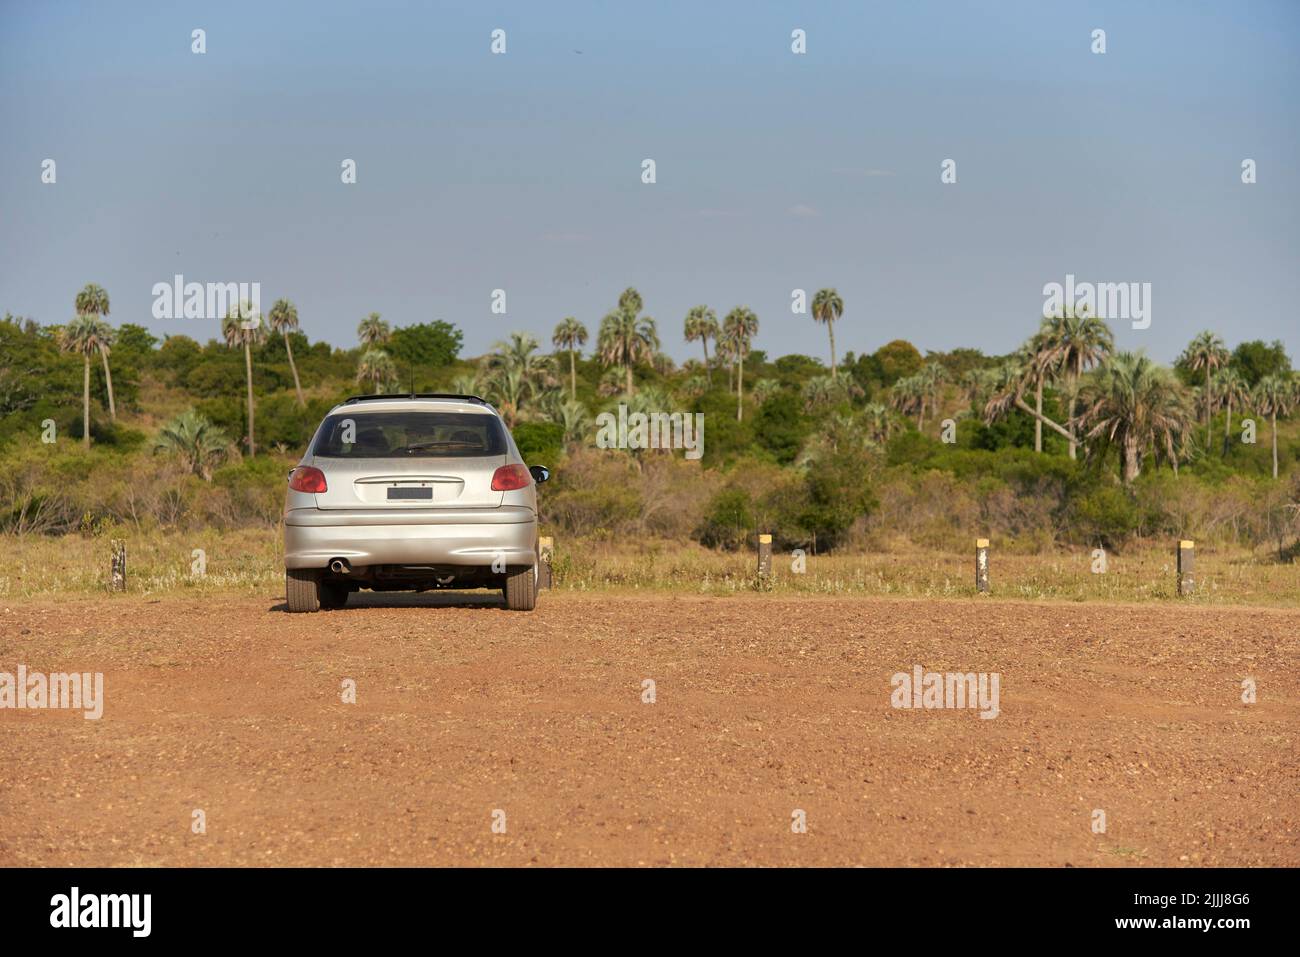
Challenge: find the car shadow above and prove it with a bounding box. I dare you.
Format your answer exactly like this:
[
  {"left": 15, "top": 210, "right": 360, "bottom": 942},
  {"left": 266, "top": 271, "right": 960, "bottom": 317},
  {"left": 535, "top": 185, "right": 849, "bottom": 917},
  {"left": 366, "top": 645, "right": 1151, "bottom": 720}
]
[{"left": 269, "top": 590, "right": 507, "bottom": 613}]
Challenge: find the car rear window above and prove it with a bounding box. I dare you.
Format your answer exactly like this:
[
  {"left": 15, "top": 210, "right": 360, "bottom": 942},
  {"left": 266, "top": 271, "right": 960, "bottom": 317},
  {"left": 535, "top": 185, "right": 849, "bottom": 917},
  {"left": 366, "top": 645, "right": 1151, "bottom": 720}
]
[{"left": 312, "top": 411, "right": 508, "bottom": 458}]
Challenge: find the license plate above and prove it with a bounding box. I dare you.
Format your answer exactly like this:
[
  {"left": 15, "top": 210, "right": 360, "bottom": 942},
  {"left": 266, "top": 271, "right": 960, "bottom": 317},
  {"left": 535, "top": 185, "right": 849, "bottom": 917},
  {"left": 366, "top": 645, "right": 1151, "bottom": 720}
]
[{"left": 387, "top": 487, "right": 433, "bottom": 500}]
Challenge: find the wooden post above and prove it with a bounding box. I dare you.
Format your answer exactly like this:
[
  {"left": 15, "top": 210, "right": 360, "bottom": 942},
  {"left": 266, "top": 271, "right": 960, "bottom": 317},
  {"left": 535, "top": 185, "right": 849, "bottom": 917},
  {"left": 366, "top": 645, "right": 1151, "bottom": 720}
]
[
  {"left": 757, "top": 533, "right": 772, "bottom": 580},
  {"left": 975, "top": 538, "right": 990, "bottom": 593},
  {"left": 1177, "top": 540, "right": 1194, "bottom": 597},
  {"left": 110, "top": 539, "right": 127, "bottom": 592},
  {"left": 538, "top": 536, "right": 553, "bottom": 590}
]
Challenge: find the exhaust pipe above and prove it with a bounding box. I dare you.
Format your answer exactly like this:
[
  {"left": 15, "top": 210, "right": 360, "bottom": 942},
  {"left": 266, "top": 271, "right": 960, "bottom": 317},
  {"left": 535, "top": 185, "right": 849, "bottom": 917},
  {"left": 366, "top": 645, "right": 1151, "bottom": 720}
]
[{"left": 329, "top": 559, "right": 351, "bottom": 575}]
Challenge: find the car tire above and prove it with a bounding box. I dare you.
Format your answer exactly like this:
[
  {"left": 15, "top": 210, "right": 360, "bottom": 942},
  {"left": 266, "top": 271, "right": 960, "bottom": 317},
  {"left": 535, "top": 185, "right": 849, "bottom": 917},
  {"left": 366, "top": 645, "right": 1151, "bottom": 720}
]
[
  {"left": 285, "top": 568, "right": 323, "bottom": 613},
  {"left": 503, "top": 563, "right": 537, "bottom": 611}
]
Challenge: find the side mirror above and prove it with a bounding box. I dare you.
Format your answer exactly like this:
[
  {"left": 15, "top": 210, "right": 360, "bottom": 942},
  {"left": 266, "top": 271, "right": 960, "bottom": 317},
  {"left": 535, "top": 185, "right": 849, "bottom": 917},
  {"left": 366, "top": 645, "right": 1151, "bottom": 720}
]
[{"left": 529, "top": 465, "right": 550, "bottom": 484}]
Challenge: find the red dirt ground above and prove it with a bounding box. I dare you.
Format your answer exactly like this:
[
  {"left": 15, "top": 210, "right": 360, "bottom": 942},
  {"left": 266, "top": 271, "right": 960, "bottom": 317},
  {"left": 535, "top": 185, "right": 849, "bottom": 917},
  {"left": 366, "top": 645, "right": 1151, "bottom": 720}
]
[{"left": 1, "top": 592, "right": 1296, "bottom": 866}]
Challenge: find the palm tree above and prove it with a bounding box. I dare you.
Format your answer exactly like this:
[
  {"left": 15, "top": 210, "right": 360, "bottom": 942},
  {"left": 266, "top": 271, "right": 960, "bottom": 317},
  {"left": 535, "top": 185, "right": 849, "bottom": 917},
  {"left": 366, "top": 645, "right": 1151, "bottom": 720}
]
[
  {"left": 487, "top": 332, "right": 551, "bottom": 380},
  {"left": 683, "top": 306, "right": 719, "bottom": 384},
  {"left": 722, "top": 307, "right": 759, "bottom": 421},
  {"left": 1181, "top": 331, "right": 1230, "bottom": 450},
  {"left": 618, "top": 287, "right": 643, "bottom": 317},
  {"left": 1038, "top": 310, "right": 1113, "bottom": 459},
  {"left": 983, "top": 352, "right": 1074, "bottom": 450},
  {"left": 751, "top": 378, "right": 781, "bottom": 407},
  {"left": 597, "top": 290, "right": 659, "bottom": 395},
  {"left": 75, "top": 283, "right": 116, "bottom": 421},
  {"left": 482, "top": 362, "right": 526, "bottom": 425},
  {"left": 222, "top": 304, "right": 267, "bottom": 456},
  {"left": 90, "top": 318, "right": 117, "bottom": 422},
  {"left": 551, "top": 317, "right": 588, "bottom": 399},
  {"left": 356, "top": 348, "right": 398, "bottom": 395},
  {"left": 597, "top": 366, "right": 628, "bottom": 398},
  {"left": 811, "top": 288, "right": 844, "bottom": 378},
  {"left": 920, "top": 361, "right": 947, "bottom": 426},
  {"left": 618, "top": 385, "right": 674, "bottom": 469},
  {"left": 862, "top": 402, "right": 892, "bottom": 443},
  {"left": 1214, "top": 367, "right": 1249, "bottom": 456},
  {"left": 1252, "top": 374, "right": 1294, "bottom": 479},
  {"left": 449, "top": 372, "right": 480, "bottom": 396},
  {"left": 59, "top": 316, "right": 102, "bottom": 449},
  {"left": 716, "top": 335, "right": 736, "bottom": 393},
  {"left": 357, "top": 312, "right": 390, "bottom": 347},
  {"left": 982, "top": 358, "right": 1026, "bottom": 421},
  {"left": 1076, "top": 351, "right": 1196, "bottom": 485},
  {"left": 546, "top": 397, "right": 591, "bottom": 447},
  {"left": 960, "top": 367, "right": 999, "bottom": 410},
  {"left": 797, "top": 410, "right": 871, "bottom": 463},
  {"left": 651, "top": 351, "right": 676, "bottom": 376},
  {"left": 268, "top": 298, "right": 305, "bottom": 406},
  {"left": 890, "top": 374, "right": 926, "bottom": 430},
  {"left": 1024, "top": 326, "right": 1066, "bottom": 453},
  {"left": 153, "top": 410, "right": 232, "bottom": 480},
  {"left": 74, "top": 282, "right": 110, "bottom": 321},
  {"left": 483, "top": 332, "right": 554, "bottom": 423},
  {"left": 890, "top": 366, "right": 944, "bottom": 432},
  {"left": 678, "top": 373, "right": 710, "bottom": 401},
  {"left": 801, "top": 374, "right": 843, "bottom": 412}
]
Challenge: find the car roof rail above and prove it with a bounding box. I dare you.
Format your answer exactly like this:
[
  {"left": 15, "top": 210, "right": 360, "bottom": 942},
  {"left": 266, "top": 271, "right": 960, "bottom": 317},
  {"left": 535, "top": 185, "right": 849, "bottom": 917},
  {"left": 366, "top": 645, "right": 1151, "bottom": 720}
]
[{"left": 341, "top": 393, "right": 489, "bottom": 405}]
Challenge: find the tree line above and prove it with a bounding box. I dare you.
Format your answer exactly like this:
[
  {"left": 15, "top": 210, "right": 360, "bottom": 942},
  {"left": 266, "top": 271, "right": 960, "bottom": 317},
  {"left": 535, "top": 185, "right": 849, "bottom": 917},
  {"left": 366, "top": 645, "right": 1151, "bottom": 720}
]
[{"left": 3, "top": 282, "right": 1296, "bottom": 496}]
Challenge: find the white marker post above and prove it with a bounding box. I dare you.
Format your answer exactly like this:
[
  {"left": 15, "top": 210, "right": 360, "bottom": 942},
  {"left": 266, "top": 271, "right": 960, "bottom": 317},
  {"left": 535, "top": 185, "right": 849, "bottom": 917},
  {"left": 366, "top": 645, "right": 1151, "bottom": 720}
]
[{"left": 1177, "top": 540, "right": 1194, "bottom": 597}]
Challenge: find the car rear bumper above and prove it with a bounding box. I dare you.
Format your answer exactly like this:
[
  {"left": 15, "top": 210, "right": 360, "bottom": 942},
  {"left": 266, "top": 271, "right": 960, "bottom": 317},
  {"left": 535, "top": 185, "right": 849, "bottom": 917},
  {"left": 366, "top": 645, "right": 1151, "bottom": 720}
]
[{"left": 283, "top": 506, "right": 537, "bottom": 569}]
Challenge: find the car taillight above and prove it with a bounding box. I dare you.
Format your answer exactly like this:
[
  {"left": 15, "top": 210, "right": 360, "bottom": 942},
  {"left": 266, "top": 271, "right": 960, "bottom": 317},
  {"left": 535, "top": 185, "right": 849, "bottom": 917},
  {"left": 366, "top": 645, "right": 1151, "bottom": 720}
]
[
  {"left": 289, "top": 466, "right": 327, "bottom": 493},
  {"left": 491, "top": 464, "right": 531, "bottom": 491}
]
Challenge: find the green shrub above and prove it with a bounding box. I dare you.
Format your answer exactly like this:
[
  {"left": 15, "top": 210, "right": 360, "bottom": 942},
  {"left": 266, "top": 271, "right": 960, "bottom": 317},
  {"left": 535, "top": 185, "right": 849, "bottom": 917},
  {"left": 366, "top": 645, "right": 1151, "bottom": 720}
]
[
  {"left": 698, "top": 487, "right": 754, "bottom": 550},
  {"left": 512, "top": 421, "right": 564, "bottom": 466},
  {"left": 1071, "top": 484, "right": 1141, "bottom": 549},
  {"left": 753, "top": 393, "right": 806, "bottom": 465}
]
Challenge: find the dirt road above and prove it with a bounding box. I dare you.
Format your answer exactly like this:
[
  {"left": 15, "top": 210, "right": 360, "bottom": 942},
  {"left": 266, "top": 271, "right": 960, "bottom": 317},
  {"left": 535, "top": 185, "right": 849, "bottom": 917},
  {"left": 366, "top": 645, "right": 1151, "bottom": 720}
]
[{"left": 1, "top": 592, "right": 1296, "bottom": 866}]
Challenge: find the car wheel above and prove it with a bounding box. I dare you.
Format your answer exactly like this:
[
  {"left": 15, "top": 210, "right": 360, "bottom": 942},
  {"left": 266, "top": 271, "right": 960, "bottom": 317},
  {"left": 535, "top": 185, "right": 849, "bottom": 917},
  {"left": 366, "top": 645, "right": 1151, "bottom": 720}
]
[
  {"left": 286, "top": 568, "right": 323, "bottom": 613},
  {"left": 503, "top": 562, "right": 537, "bottom": 611}
]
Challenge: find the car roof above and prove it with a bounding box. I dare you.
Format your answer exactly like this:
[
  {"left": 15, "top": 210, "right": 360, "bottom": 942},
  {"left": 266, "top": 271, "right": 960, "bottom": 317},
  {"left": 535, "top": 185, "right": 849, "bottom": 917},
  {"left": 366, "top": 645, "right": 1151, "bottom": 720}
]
[{"left": 329, "top": 394, "right": 499, "bottom": 416}]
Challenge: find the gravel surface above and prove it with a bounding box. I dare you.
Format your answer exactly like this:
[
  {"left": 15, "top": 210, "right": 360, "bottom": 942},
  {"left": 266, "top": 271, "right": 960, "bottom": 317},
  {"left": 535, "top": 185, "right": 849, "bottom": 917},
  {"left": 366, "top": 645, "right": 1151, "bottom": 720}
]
[{"left": 1, "top": 591, "right": 1296, "bottom": 866}]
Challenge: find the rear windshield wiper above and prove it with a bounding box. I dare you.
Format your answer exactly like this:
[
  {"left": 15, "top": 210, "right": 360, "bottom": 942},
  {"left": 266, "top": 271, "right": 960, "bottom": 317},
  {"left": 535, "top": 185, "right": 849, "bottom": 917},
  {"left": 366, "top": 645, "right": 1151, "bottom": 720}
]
[{"left": 394, "top": 441, "right": 481, "bottom": 454}]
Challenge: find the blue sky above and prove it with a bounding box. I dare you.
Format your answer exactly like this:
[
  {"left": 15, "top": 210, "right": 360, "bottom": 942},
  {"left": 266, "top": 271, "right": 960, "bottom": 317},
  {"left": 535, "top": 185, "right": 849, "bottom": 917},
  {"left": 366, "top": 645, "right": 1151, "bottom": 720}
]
[{"left": 1, "top": 0, "right": 1297, "bottom": 364}]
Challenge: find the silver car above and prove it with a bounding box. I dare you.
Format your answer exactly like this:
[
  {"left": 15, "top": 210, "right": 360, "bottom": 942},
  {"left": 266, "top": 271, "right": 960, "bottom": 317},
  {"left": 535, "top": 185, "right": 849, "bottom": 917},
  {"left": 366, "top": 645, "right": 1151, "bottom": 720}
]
[{"left": 283, "top": 394, "right": 549, "bottom": 612}]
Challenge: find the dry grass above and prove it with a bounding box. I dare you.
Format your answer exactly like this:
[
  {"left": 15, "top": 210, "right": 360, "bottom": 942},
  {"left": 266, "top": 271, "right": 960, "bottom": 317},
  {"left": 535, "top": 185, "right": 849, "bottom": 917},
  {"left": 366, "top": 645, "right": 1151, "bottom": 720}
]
[
  {"left": 0, "top": 529, "right": 283, "bottom": 599},
  {"left": 2, "top": 530, "right": 1296, "bottom": 606},
  {"left": 554, "top": 539, "right": 1300, "bottom": 605}
]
